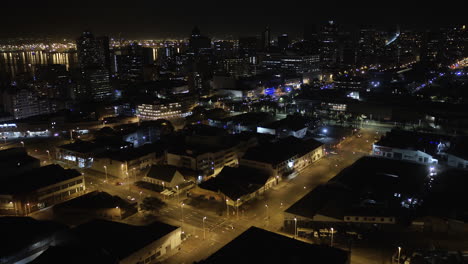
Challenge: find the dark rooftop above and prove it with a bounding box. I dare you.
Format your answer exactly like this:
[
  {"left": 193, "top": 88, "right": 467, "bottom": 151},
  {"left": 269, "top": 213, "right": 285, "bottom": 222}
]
[
  {"left": 0, "top": 164, "right": 82, "bottom": 195},
  {"left": 260, "top": 115, "right": 308, "bottom": 131},
  {"left": 375, "top": 129, "right": 452, "bottom": 155},
  {"left": 71, "top": 219, "right": 179, "bottom": 260},
  {"left": 146, "top": 165, "right": 181, "bottom": 182},
  {"left": 198, "top": 166, "right": 271, "bottom": 200},
  {"left": 31, "top": 245, "right": 118, "bottom": 264},
  {"left": 446, "top": 136, "right": 468, "bottom": 160},
  {"left": 54, "top": 191, "right": 133, "bottom": 210},
  {"left": 242, "top": 136, "right": 323, "bottom": 165},
  {"left": 0, "top": 217, "right": 68, "bottom": 260},
  {"left": 198, "top": 226, "right": 349, "bottom": 264},
  {"left": 95, "top": 144, "right": 163, "bottom": 162},
  {"left": 286, "top": 156, "right": 429, "bottom": 220}
]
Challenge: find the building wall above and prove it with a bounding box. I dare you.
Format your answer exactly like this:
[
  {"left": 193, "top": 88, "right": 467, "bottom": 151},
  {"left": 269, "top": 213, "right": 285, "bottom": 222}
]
[
  {"left": 447, "top": 154, "right": 468, "bottom": 169},
  {"left": 1, "top": 175, "right": 86, "bottom": 216},
  {"left": 143, "top": 171, "right": 186, "bottom": 189},
  {"left": 91, "top": 153, "right": 159, "bottom": 179},
  {"left": 121, "top": 227, "right": 182, "bottom": 264},
  {"left": 167, "top": 148, "right": 238, "bottom": 178},
  {"left": 55, "top": 148, "right": 94, "bottom": 168},
  {"left": 372, "top": 145, "right": 438, "bottom": 164}
]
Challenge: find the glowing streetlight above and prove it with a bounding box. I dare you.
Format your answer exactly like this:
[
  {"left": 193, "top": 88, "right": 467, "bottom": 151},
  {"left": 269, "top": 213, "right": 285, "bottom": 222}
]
[
  {"left": 330, "top": 227, "right": 334, "bottom": 247},
  {"left": 226, "top": 199, "right": 229, "bottom": 217},
  {"left": 20, "top": 141, "right": 24, "bottom": 148},
  {"left": 397, "top": 246, "right": 401, "bottom": 264},
  {"left": 265, "top": 204, "right": 269, "bottom": 220},
  {"left": 203, "top": 216, "right": 207, "bottom": 240},
  {"left": 236, "top": 199, "right": 240, "bottom": 219},
  {"left": 176, "top": 185, "right": 179, "bottom": 204},
  {"left": 103, "top": 166, "right": 108, "bottom": 182},
  {"left": 46, "top": 150, "right": 51, "bottom": 163},
  {"left": 294, "top": 217, "right": 297, "bottom": 239}
]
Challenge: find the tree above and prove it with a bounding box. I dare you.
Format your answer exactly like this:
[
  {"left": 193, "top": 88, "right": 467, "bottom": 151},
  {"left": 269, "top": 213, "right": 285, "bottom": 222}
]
[{"left": 140, "top": 197, "right": 166, "bottom": 212}]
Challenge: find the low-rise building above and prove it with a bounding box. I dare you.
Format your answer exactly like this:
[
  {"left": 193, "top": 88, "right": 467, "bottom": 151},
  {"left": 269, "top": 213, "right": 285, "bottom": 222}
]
[
  {"left": 91, "top": 144, "right": 164, "bottom": 179},
  {"left": 166, "top": 143, "right": 238, "bottom": 179},
  {"left": 372, "top": 129, "right": 451, "bottom": 165},
  {"left": 143, "top": 165, "right": 187, "bottom": 189},
  {"left": 53, "top": 191, "right": 137, "bottom": 222},
  {"left": 0, "top": 147, "right": 40, "bottom": 177},
  {"left": 136, "top": 99, "right": 193, "bottom": 121},
  {"left": 0, "top": 217, "right": 68, "bottom": 264},
  {"left": 446, "top": 136, "right": 468, "bottom": 169},
  {"left": 257, "top": 115, "right": 309, "bottom": 138},
  {"left": 198, "top": 226, "right": 349, "bottom": 264},
  {"left": 190, "top": 166, "right": 276, "bottom": 207},
  {"left": 56, "top": 139, "right": 133, "bottom": 168},
  {"left": 0, "top": 164, "right": 85, "bottom": 216},
  {"left": 32, "top": 219, "right": 182, "bottom": 264},
  {"left": 284, "top": 157, "right": 429, "bottom": 233},
  {"left": 241, "top": 136, "right": 323, "bottom": 177}
]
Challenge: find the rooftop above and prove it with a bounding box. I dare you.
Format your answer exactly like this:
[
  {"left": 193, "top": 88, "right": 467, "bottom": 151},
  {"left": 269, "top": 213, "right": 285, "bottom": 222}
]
[
  {"left": 199, "top": 226, "right": 349, "bottom": 264},
  {"left": 0, "top": 217, "right": 68, "bottom": 259},
  {"left": 242, "top": 136, "right": 323, "bottom": 165},
  {"left": 54, "top": 191, "right": 134, "bottom": 210},
  {"left": 198, "top": 166, "right": 271, "bottom": 200},
  {"left": 286, "top": 156, "right": 429, "bottom": 220},
  {"left": 446, "top": 136, "right": 468, "bottom": 160},
  {"left": 260, "top": 115, "right": 308, "bottom": 131},
  {"left": 146, "top": 165, "right": 182, "bottom": 182},
  {"left": 0, "top": 164, "right": 82, "bottom": 195},
  {"left": 375, "top": 129, "right": 452, "bottom": 155},
  {"left": 70, "top": 219, "right": 179, "bottom": 260}
]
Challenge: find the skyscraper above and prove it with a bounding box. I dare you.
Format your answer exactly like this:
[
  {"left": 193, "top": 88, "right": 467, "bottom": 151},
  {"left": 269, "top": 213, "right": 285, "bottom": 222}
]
[
  {"left": 319, "top": 21, "right": 339, "bottom": 67},
  {"left": 76, "top": 31, "right": 112, "bottom": 101},
  {"left": 262, "top": 26, "right": 271, "bottom": 51},
  {"left": 116, "top": 42, "right": 154, "bottom": 83},
  {"left": 278, "top": 34, "right": 289, "bottom": 51},
  {"left": 76, "top": 31, "right": 109, "bottom": 69}
]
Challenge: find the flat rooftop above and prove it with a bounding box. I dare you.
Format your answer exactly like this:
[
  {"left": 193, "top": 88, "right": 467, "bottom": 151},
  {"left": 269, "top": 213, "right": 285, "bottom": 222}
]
[
  {"left": 0, "top": 217, "right": 68, "bottom": 259},
  {"left": 199, "top": 226, "right": 349, "bottom": 264},
  {"left": 286, "top": 156, "right": 429, "bottom": 220},
  {"left": 71, "top": 219, "right": 179, "bottom": 260},
  {"left": 242, "top": 136, "right": 323, "bottom": 165},
  {"left": 0, "top": 164, "right": 82, "bottom": 195}
]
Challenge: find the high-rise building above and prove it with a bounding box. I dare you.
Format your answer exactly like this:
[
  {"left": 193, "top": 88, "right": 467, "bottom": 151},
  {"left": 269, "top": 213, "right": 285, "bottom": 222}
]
[
  {"left": 189, "top": 26, "right": 212, "bottom": 54},
  {"left": 116, "top": 42, "right": 154, "bottom": 83},
  {"left": 319, "top": 21, "right": 339, "bottom": 67},
  {"left": 76, "top": 31, "right": 109, "bottom": 69},
  {"left": 76, "top": 31, "right": 113, "bottom": 101},
  {"left": 2, "top": 87, "right": 51, "bottom": 120},
  {"left": 213, "top": 41, "right": 234, "bottom": 58},
  {"left": 239, "top": 37, "right": 258, "bottom": 56},
  {"left": 262, "top": 26, "right": 271, "bottom": 51},
  {"left": 278, "top": 34, "right": 289, "bottom": 51}
]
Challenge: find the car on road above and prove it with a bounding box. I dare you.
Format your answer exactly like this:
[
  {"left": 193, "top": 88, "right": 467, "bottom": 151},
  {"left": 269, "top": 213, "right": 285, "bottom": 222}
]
[
  {"left": 127, "top": 196, "right": 135, "bottom": 201},
  {"left": 115, "top": 182, "right": 123, "bottom": 186},
  {"left": 356, "top": 133, "right": 362, "bottom": 138},
  {"left": 329, "top": 151, "right": 338, "bottom": 155}
]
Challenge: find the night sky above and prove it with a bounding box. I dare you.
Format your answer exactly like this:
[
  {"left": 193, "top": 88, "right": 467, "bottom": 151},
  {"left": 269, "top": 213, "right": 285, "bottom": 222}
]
[{"left": 0, "top": 1, "right": 465, "bottom": 39}]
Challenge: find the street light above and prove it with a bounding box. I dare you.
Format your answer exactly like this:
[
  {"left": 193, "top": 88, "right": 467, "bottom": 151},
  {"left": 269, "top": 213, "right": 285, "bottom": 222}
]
[
  {"left": 46, "top": 150, "right": 51, "bottom": 163},
  {"left": 265, "top": 204, "right": 269, "bottom": 220},
  {"left": 176, "top": 185, "right": 179, "bottom": 204},
  {"left": 236, "top": 199, "right": 240, "bottom": 219},
  {"left": 294, "top": 217, "right": 297, "bottom": 239},
  {"left": 103, "top": 166, "right": 108, "bottom": 182},
  {"left": 330, "top": 227, "right": 334, "bottom": 247},
  {"left": 226, "top": 199, "right": 229, "bottom": 217},
  {"left": 203, "top": 216, "right": 207, "bottom": 240},
  {"left": 397, "top": 246, "right": 401, "bottom": 264},
  {"left": 20, "top": 141, "right": 24, "bottom": 148}
]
